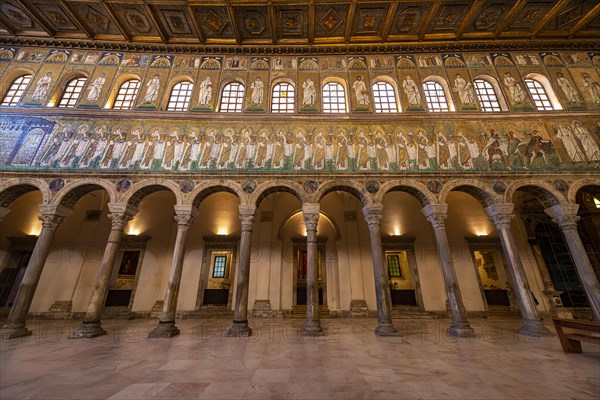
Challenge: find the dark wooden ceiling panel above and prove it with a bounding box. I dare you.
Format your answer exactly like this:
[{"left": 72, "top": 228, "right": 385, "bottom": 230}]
[
  {"left": 151, "top": 4, "right": 199, "bottom": 41},
  {"left": 64, "top": 1, "right": 122, "bottom": 37},
  {"left": 349, "top": 2, "right": 392, "bottom": 40},
  {"left": 108, "top": 2, "right": 161, "bottom": 40},
  {"left": 274, "top": 4, "right": 309, "bottom": 42},
  {"left": 192, "top": 5, "right": 235, "bottom": 42},
  {"left": 233, "top": 5, "right": 272, "bottom": 42},
  {"left": 388, "top": 2, "right": 434, "bottom": 37},
  {"left": 314, "top": 3, "right": 350, "bottom": 40}
]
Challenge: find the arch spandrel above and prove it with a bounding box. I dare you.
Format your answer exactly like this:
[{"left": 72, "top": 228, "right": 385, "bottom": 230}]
[
  {"left": 0, "top": 178, "right": 51, "bottom": 208},
  {"left": 568, "top": 178, "right": 600, "bottom": 204},
  {"left": 122, "top": 179, "right": 182, "bottom": 207},
  {"left": 377, "top": 180, "right": 437, "bottom": 207},
  {"left": 504, "top": 179, "right": 567, "bottom": 207},
  {"left": 52, "top": 178, "right": 117, "bottom": 208},
  {"left": 314, "top": 180, "right": 372, "bottom": 206},
  {"left": 250, "top": 180, "right": 306, "bottom": 207},
  {"left": 439, "top": 179, "right": 500, "bottom": 208}
]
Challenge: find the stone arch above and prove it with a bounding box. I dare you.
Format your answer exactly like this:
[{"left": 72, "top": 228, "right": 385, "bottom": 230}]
[
  {"left": 505, "top": 179, "right": 566, "bottom": 207},
  {"left": 250, "top": 180, "right": 306, "bottom": 207},
  {"left": 0, "top": 178, "right": 50, "bottom": 208},
  {"left": 104, "top": 73, "right": 142, "bottom": 109},
  {"left": 122, "top": 179, "right": 182, "bottom": 207},
  {"left": 377, "top": 180, "right": 436, "bottom": 207},
  {"left": 422, "top": 74, "right": 457, "bottom": 111},
  {"left": 160, "top": 74, "right": 195, "bottom": 110},
  {"left": 47, "top": 69, "right": 90, "bottom": 107},
  {"left": 189, "top": 180, "right": 245, "bottom": 208},
  {"left": 52, "top": 178, "right": 117, "bottom": 208},
  {"left": 568, "top": 178, "right": 600, "bottom": 204},
  {"left": 315, "top": 180, "right": 371, "bottom": 206},
  {"left": 439, "top": 179, "right": 499, "bottom": 208},
  {"left": 0, "top": 67, "right": 35, "bottom": 102}
]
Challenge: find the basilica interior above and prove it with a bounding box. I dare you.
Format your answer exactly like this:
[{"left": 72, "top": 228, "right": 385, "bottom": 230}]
[{"left": 1, "top": 1, "right": 599, "bottom": 399}]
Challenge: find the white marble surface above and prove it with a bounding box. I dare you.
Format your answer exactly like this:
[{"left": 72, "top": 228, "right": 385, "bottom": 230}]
[{"left": 1, "top": 318, "right": 599, "bottom": 399}]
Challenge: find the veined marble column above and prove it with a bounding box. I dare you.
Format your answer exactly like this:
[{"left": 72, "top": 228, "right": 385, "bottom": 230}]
[
  {"left": 0, "top": 205, "right": 71, "bottom": 339},
  {"left": 149, "top": 206, "right": 197, "bottom": 338},
  {"left": 227, "top": 205, "right": 256, "bottom": 337},
  {"left": 70, "top": 203, "right": 137, "bottom": 339},
  {"left": 545, "top": 204, "right": 600, "bottom": 321},
  {"left": 485, "top": 204, "right": 551, "bottom": 336},
  {"left": 363, "top": 204, "right": 400, "bottom": 337},
  {"left": 422, "top": 204, "right": 475, "bottom": 337},
  {"left": 302, "top": 203, "right": 324, "bottom": 336}
]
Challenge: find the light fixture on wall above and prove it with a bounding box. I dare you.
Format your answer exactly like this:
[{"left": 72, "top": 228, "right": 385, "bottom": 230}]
[
  {"left": 217, "top": 227, "right": 228, "bottom": 236},
  {"left": 393, "top": 226, "right": 401, "bottom": 236},
  {"left": 126, "top": 226, "right": 140, "bottom": 236},
  {"left": 475, "top": 231, "right": 488, "bottom": 237},
  {"left": 26, "top": 222, "right": 42, "bottom": 236}
]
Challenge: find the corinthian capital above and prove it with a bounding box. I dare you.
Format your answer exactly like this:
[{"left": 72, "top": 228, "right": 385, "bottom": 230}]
[
  {"left": 421, "top": 204, "right": 448, "bottom": 230},
  {"left": 362, "top": 204, "right": 383, "bottom": 230},
  {"left": 174, "top": 214, "right": 195, "bottom": 228},
  {"left": 485, "top": 203, "right": 515, "bottom": 230},
  {"left": 544, "top": 204, "right": 580, "bottom": 231},
  {"left": 108, "top": 212, "right": 134, "bottom": 231},
  {"left": 239, "top": 204, "right": 256, "bottom": 232},
  {"left": 38, "top": 214, "right": 65, "bottom": 229},
  {"left": 302, "top": 203, "right": 320, "bottom": 232}
]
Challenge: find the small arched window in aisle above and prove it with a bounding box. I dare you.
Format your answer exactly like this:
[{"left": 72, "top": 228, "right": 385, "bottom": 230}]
[
  {"left": 167, "top": 81, "right": 193, "bottom": 111},
  {"left": 322, "top": 82, "right": 347, "bottom": 113},
  {"left": 422, "top": 81, "right": 449, "bottom": 112},
  {"left": 219, "top": 82, "right": 245, "bottom": 112},
  {"left": 271, "top": 82, "right": 295, "bottom": 113},
  {"left": 524, "top": 78, "right": 555, "bottom": 111},
  {"left": 372, "top": 81, "right": 399, "bottom": 113},
  {"left": 474, "top": 79, "right": 501, "bottom": 112}
]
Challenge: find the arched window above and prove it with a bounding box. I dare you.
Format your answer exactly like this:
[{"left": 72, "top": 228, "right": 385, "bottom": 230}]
[
  {"left": 524, "top": 78, "right": 555, "bottom": 111},
  {"left": 1, "top": 75, "right": 32, "bottom": 106},
  {"left": 474, "top": 79, "right": 501, "bottom": 112},
  {"left": 271, "top": 82, "right": 295, "bottom": 113},
  {"left": 422, "top": 81, "right": 449, "bottom": 112},
  {"left": 372, "top": 81, "right": 399, "bottom": 113},
  {"left": 322, "top": 82, "right": 347, "bottom": 113},
  {"left": 167, "top": 81, "right": 193, "bottom": 111},
  {"left": 219, "top": 82, "right": 245, "bottom": 112},
  {"left": 58, "top": 77, "right": 88, "bottom": 108},
  {"left": 113, "top": 79, "right": 141, "bottom": 110}
]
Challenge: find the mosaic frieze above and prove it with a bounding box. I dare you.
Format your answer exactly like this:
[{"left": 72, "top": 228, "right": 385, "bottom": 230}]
[{"left": 2, "top": 116, "right": 598, "bottom": 174}]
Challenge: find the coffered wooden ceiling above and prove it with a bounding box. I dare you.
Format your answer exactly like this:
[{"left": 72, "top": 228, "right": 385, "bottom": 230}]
[{"left": 1, "top": 1, "right": 599, "bottom": 51}]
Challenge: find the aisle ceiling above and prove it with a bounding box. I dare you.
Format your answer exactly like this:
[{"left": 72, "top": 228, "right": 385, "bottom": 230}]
[{"left": 1, "top": 0, "right": 599, "bottom": 50}]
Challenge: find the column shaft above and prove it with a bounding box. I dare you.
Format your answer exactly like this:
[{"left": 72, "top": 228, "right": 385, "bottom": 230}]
[
  {"left": 422, "top": 204, "right": 474, "bottom": 337},
  {"left": 1, "top": 207, "right": 69, "bottom": 339},
  {"left": 227, "top": 205, "right": 256, "bottom": 337},
  {"left": 71, "top": 205, "right": 135, "bottom": 339},
  {"left": 149, "top": 208, "right": 195, "bottom": 338},
  {"left": 302, "top": 203, "right": 323, "bottom": 336},
  {"left": 546, "top": 204, "right": 600, "bottom": 321},
  {"left": 363, "top": 204, "right": 399, "bottom": 336}
]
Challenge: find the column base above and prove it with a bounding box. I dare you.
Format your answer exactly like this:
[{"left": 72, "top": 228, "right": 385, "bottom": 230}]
[
  {"left": 375, "top": 322, "right": 401, "bottom": 337},
  {"left": 148, "top": 320, "right": 180, "bottom": 338},
  {"left": 447, "top": 321, "right": 476, "bottom": 337},
  {"left": 226, "top": 320, "right": 252, "bottom": 337},
  {"left": 0, "top": 322, "right": 32, "bottom": 339},
  {"left": 69, "top": 320, "right": 107, "bottom": 339},
  {"left": 519, "top": 319, "right": 552, "bottom": 337},
  {"left": 302, "top": 321, "right": 324, "bottom": 336}
]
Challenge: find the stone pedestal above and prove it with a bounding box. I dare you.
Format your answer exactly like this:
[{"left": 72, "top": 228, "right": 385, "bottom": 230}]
[{"left": 148, "top": 320, "right": 180, "bottom": 338}]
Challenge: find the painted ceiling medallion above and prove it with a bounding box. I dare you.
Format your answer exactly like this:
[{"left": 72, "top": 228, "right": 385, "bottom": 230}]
[
  {"left": 204, "top": 9, "right": 227, "bottom": 35},
  {"left": 396, "top": 7, "right": 421, "bottom": 32},
  {"left": 475, "top": 4, "right": 504, "bottom": 30},
  {"left": 320, "top": 7, "right": 342, "bottom": 34},
  {"left": 512, "top": 3, "right": 548, "bottom": 28},
  {"left": 1, "top": 3, "right": 32, "bottom": 28},
  {"left": 357, "top": 8, "right": 384, "bottom": 33},
  {"left": 281, "top": 10, "right": 303, "bottom": 35},
  {"left": 85, "top": 5, "right": 109, "bottom": 31},
  {"left": 125, "top": 9, "right": 151, "bottom": 33},
  {"left": 163, "top": 10, "right": 191, "bottom": 34},
  {"left": 243, "top": 11, "right": 266, "bottom": 35}
]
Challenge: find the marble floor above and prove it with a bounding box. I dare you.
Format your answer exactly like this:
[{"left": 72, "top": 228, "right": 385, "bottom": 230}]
[{"left": 1, "top": 317, "right": 599, "bottom": 399}]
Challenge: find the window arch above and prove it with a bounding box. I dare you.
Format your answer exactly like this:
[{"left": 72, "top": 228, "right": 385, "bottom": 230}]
[
  {"left": 113, "top": 79, "right": 141, "bottom": 110},
  {"left": 322, "top": 81, "right": 347, "bottom": 113},
  {"left": 473, "top": 79, "right": 501, "bottom": 112},
  {"left": 57, "top": 77, "right": 88, "bottom": 108},
  {"left": 422, "top": 80, "right": 450, "bottom": 112},
  {"left": 219, "top": 81, "right": 245, "bottom": 112},
  {"left": 372, "top": 80, "right": 399, "bottom": 113},
  {"left": 524, "top": 74, "right": 562, "bottom": 111},
  {"left": 271, "top": 82, "right": 295, "bottom": 113},
  {"left": 166, "top": 81, "right": 193, "bottom": 111},
  {"left": 1, "top": 74, "right": 32, "bottom": 106}
]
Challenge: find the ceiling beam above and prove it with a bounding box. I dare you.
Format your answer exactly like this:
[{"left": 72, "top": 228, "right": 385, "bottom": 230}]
[
  {"left": 307, "top": 1, "right": 315, "bottom": 44},
  {"left": 226, "top": 3, "right": 241, "bottom": 45},
  {"left": 493, "top": 0, "right": 527, "bottom": 39},
  {"left": 531, "top": 0, "right": 570, "bottom": 38},
  {"left": 569, "top": 2, "right": 600, "bottom": 37},
  {"left": 100, "top": 0, "right": 131, "bottom": 41},
  {"left": 187, "top": 4, "right": 205, "bottom": 43},
  {"left": 345, "top": 0, "right": 356, "bottom": 43},
  {"left": 143, "top": 3, "right": 168, "bottom": 42},
  {"left": 0, "top": 16, "right": 16, "bottom": 35},
  {"left": 419, "top": 0, "right": 440, "bottom": 41},
  {"left": 59, "top": 0, "right": 93, "bottom": 40},
  {"left": 381, "top": 0, "right": 399, "bottom": 43},
  {"left": 15, "top": 0, "right": 56, "bottom": 37},
  {"left": 269, "top": 2, "right": 277, "bottom": 45},
  {"left": 455, "top": 0, "right": 485, "bottom": 38}
]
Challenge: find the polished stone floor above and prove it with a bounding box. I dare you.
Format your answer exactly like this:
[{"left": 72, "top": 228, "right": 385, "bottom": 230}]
[{"left": 1, "top": 317, "right": 599, "bottom": 399}]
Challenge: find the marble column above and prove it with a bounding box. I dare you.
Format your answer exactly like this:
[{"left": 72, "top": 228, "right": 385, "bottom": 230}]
[
  {"left": 485, "top": 204, "right": 551, "bottom": 336},
  {"left": 302, "top": 203, "right": 324, "bottom": 336},
  {"left": 70, "top": 203, "right": 137, "bottom": 339},
  {"left": 0, "top": 205, "right": 71, "bottom": 339},
  {"left": 363, "top": 204, "right": 400, "bottom": 336},
  {"left": 545, "top": 204, "right": 600, "bottom": 321},
  {"left": 149, "top": 206, "right": 197, "bottom": 338},
  {"left": 227, "top": 205, "right": 256, "bottom": 337},
  {"left": 422, "top": 204, "right": 475, "bottom": 337}
]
